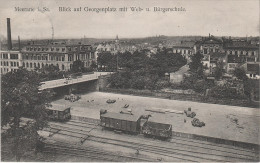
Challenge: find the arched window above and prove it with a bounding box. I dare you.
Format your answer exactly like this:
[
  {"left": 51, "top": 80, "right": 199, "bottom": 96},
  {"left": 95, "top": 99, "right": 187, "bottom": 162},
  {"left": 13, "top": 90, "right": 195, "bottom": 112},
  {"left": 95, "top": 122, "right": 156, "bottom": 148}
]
[{"left": 62, "top": 64, "right": 65, "bottom": 70}]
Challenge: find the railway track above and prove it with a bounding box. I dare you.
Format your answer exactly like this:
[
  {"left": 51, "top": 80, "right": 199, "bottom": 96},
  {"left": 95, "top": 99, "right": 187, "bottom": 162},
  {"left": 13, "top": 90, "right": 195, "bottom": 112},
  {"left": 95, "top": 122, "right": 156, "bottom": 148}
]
[
  {"left": 42, "top": 140, "right": 153, "bottom": 162},
  {"left": 43, "top": 121, "right": 259, "bottom": 162}
]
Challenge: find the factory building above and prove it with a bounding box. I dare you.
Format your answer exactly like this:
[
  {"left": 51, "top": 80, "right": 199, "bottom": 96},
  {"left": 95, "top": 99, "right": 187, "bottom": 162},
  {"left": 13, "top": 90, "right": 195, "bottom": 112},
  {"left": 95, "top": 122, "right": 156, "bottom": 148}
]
[
  {"left": 21, "top": 42, "right": 96, "bottom": 71},
  {"left": 0, "top": 18, "right": 96, "bottom": 74}
]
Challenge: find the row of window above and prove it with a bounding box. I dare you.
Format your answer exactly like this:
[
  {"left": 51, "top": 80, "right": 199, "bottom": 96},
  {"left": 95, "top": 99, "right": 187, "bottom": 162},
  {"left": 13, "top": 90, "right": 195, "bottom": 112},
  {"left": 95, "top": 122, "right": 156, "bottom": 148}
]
[
  {"left": 203, "top": 48, "right": 220, "bottom": 54},
  {"left": 25, "top": 46, "right": 93, "bottom": 52},
  {"left": 26, "top": 47, "right": 66, "bottom": 52},
  {"left": 68, "top": 53, "right": 94, "bottom": 61},
  {"left": 227, "top": 50, "right": 255, "bottom": 56},
  {"left": 22, "top": 62, "right": 66, "bottom": 70},
  {"left": 0, "top": 61, "right": 19, "bottom": 67},
  {"left": 173, "top": 49, "right": 192, "bottom": 54},
  {"left": 1, "top": 53, "right": 20, "bottom": 60},
  {"left": 1, "top": 53, "right": 9, "bottom": 59},
  {"left": 22, "top": 54, "right": 65, "bottom": 61}
]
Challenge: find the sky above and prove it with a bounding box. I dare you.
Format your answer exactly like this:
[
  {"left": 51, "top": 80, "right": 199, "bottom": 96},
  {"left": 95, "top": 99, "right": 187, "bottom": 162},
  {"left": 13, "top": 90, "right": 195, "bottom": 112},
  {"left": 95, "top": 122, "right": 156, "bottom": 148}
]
[{"left": 0, "top": 0, "right": 259, "bottom": 40}]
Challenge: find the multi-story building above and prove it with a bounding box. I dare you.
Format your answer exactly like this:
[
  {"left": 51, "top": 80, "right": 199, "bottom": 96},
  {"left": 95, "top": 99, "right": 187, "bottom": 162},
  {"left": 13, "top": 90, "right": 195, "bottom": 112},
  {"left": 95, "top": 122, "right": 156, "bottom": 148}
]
[
  {"left": 0, "top": 50, "right": 22, "bottom": 74},
  {"left": 21, "top": 41, "right": 96, "bottom": 71},
  {"left": 172, "top": 41, "right": 196, "bottom": 61},
  {"left": 195, "top": 34, "right": 259, "bottom": 74},
  {"left": 224, "top": 40, "right": 259, "bottom": 73}
]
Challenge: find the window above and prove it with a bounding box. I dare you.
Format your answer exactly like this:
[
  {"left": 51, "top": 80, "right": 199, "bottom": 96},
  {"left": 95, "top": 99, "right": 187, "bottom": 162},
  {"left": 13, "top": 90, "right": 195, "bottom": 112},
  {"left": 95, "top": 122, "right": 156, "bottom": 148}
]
[
  {"left": 26, "top": 62, "right": 29, "bottom": 67},
  {"left": 3, "top": 53, "right": 8, "bottom": 59},
  {"left": 10, "top": 54, "right": 18, "bottom": 59},
  {"left": 56, "top": 48, "right": 59, "bottom": 51},
  {"left": 62, "top": 64, "right": 65, "bottom": 70},
  {"left": 62, "top": 56, "right": 65, "bottom": 61},
  {"left": 51, "top": 47, "right": 54, "bottom": 51},
  {"left": 23, "top": 62, "right": 25, "bottom": 67},
  {"left": 62, "top": 48, "right": 65, "bottom": 52},
  {"left": 38, "top": 63, "right": 40, "bottom": 68},
  {"left": 30, "top": 63, "right": 32, "bottom": 68},
  {"left": 203, "top": 48, "right": 208, "bottom": 54},
  {"left": 14, "top": 62, "right": 16, "bottom": 67},
  {"left": 38, "top": 56, "right": 41, "bottom": 60},
  {"left": 34, "top": 63, "right": 36, "bottom": 68}
]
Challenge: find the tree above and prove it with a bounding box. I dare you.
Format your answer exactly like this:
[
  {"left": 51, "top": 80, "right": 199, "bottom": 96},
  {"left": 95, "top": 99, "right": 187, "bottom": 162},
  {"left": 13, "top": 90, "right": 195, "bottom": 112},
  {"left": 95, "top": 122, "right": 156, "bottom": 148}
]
[
  {"left": 97, "top": 52, "right": 116, "bottom": 71},
  {"left": 189, "top": 51, "right": 204, "bottom": 74},
  {"left": 38, "top": 64, "right": 65, "bottom": 81},
  {"left": 90, "top": 60, "right": 97, "bottom": 70},
  {"left": 1, "top": 68, "right": 52, "bottom": 161},
  {"left": 233, "top": 67, "right": 248, "bottom": 81},
  {"left": 214, "top": 61, "right": 224, "bottom": 80},
  {"left": 71, "top": 60, "right": 84, "bottom": 73}
]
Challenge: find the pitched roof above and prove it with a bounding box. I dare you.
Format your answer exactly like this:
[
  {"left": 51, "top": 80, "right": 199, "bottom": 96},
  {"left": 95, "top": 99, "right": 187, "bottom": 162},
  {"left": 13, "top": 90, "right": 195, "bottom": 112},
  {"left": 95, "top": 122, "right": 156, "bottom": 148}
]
[
  {"left": 172, "top": 41, "right": 195, "bottom": 48},
  {"left": 224, "top": 41, "right": 258, "bottom": 50},
  {"left": 201, "top": 36, "right": 223, "bottom": 44}
]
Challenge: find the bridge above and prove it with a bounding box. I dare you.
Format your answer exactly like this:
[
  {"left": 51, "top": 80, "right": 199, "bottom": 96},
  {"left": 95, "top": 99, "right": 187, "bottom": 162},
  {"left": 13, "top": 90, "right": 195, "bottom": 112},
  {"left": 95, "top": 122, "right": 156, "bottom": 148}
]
[{"left": 39, "top": 72, "right": 112, "bottom": 90}]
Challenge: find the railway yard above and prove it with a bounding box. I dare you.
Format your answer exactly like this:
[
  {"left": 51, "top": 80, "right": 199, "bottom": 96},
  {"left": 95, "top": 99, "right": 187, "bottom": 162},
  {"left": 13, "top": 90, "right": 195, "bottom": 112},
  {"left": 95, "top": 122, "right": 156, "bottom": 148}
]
[
  {"left": 3, "top": 91, "right": 259, "bottom": 162},
  {"left": 33, "top": 91, "right": 259, "bottom": 162},
  {"left": 38, "top": 119, "right": 259, "bottom": 162}
]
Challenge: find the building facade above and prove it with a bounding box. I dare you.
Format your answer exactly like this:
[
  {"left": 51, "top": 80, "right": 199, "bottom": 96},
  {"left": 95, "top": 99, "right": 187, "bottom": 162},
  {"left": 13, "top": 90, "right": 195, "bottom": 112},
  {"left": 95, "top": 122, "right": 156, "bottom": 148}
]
[
  {"left": 21, "top": 41, "right": 96, "bottom": 72},
  {"left": 172, "top": 41, "right": 196, "bottom": 61},
  {"left": 0, "top": 50, "right": 22, "bottom": 74}
]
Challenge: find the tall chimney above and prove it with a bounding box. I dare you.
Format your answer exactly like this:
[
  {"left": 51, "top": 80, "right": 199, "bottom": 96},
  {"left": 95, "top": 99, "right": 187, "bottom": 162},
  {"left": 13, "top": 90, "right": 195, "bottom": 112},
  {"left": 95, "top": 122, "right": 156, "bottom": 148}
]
[
  {"left": 18, "top": 36, "right": 21, "bottom": 51},
  {"left": 7, "top": 18, "right": 12, "bottom": 50}
]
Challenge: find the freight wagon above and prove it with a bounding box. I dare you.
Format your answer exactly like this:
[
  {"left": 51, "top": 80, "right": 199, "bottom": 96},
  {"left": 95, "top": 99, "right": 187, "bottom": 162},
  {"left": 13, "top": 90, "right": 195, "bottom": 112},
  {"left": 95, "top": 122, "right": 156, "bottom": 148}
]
[
  {"left": 100, "top": 109, "right": 142, "bottom": 134},
  {"left": 46, "top": 104, "right": 71, "bottom": 121},
  {"left": 142, "top": 116, "right": 172, "bottom": 139}
]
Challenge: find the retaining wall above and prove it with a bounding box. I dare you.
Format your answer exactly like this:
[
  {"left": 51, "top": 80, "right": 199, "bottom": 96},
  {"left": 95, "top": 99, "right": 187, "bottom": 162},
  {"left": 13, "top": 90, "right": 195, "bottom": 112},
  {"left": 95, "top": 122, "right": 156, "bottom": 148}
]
[{"left": 100, "top": 88, "right": 258, "bottom": 108}]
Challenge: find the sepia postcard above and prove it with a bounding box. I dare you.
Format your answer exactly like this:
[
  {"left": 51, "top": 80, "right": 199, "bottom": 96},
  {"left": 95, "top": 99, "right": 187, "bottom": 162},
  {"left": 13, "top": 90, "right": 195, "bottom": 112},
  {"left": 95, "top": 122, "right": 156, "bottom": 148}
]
[{"left": 0, "top": 0, "right": 259, "bottom": 162}]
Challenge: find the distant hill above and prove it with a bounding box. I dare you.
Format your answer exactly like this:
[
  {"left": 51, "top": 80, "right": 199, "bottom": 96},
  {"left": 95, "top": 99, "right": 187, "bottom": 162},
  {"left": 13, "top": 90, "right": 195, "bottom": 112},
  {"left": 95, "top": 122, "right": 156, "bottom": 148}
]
[{"left": 1, "top": 36, "right": 258, "bottom": 50}]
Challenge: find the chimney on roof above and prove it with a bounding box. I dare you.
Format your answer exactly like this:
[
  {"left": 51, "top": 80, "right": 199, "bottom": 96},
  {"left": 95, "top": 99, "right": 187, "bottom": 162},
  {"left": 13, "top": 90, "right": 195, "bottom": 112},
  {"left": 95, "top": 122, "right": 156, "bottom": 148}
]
[
  {"left": 229, "top": 36, "right": 231, "bottom": 40},
  {"left": 209, "top": 33, "right": 210, "bottom": 37},
  {"left": 7, "top": 18, "right": 12, "bottom": 50}
]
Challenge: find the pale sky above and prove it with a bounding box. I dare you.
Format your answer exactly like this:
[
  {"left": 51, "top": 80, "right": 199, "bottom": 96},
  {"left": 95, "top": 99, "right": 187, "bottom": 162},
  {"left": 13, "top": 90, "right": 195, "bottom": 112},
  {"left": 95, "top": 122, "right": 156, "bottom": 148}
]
[{"left": 0, "top": 0, "right": 259, "bottom": 40}]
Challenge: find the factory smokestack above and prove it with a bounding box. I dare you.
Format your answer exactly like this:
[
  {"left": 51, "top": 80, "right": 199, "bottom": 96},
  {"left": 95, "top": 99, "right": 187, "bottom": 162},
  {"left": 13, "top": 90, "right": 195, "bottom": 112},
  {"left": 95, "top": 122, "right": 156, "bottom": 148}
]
[
  {"left": 7, "top": 18, "right": 12, "bottom": 50},
  {"left": 18, "top": 36, "right": 21, "bottom": 51}
]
